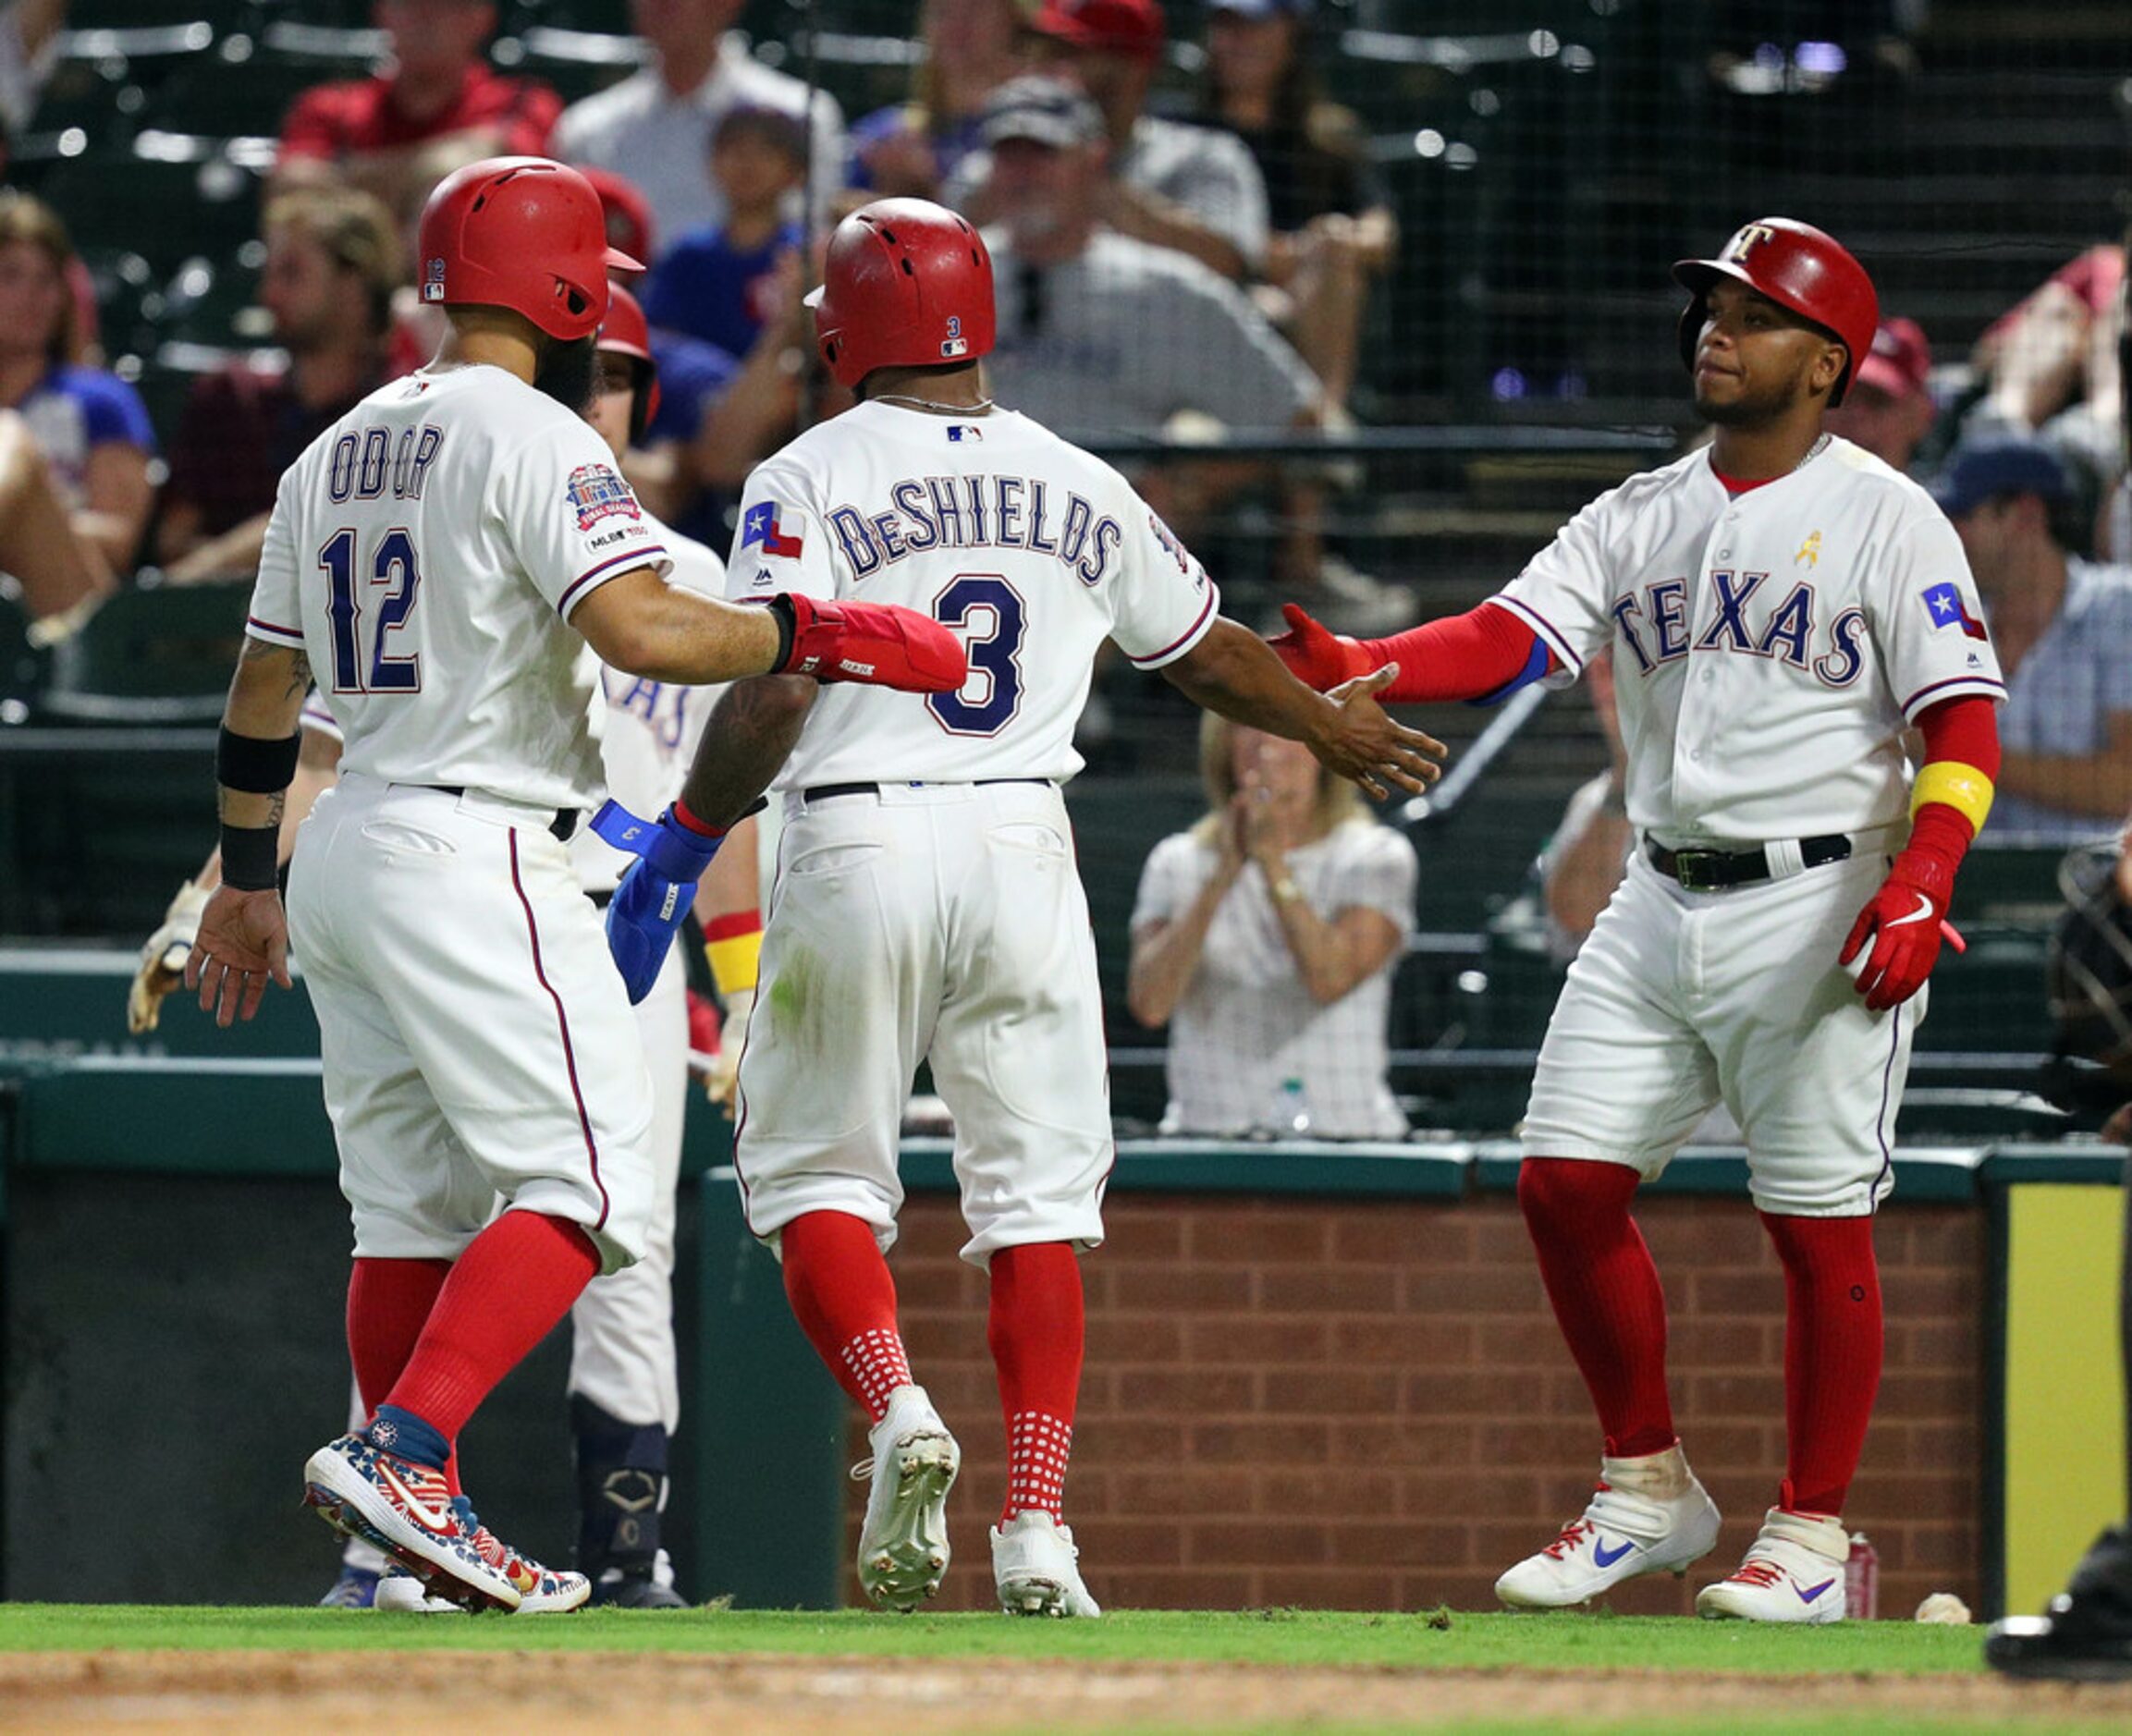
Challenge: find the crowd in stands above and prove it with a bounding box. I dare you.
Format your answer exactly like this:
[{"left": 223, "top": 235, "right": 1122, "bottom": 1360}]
[{"left": 1, "top": 0, "right": 2129, "bottom": 1127}]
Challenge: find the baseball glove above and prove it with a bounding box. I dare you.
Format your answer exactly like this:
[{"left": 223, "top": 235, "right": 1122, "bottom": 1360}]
[{"left": 127, "top": 878, "right": 211, "bottom": 1033}]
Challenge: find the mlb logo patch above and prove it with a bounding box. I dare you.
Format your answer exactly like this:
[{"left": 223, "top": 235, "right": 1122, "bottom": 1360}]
[
  {"left": 1920, "top": 581, "right": 1989, "bottom": 642},
  {"left": 423, "top": 257, "right": 447, "bottom": 303},
  {"left": 941, "top": 336, "right": 969, "bottom": 359},
  {"left": 566, "top": 463, "right": 641, "bottom": 531},
  {"left": 742, "top": 500, "right": 804, "bottom": 558},
  {"left": 948, "top": 424, "right": 983, "bottom": 443}
]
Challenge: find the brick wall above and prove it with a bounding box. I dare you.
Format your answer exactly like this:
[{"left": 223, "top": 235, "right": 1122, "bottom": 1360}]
[{"left": 847, "top": 1192, "right": 1985, "bottom": 1618}]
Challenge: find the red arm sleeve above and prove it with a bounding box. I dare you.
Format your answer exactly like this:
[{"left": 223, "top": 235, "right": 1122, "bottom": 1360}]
[
  {"left": 1357, "top": 601, "right": 1553, "bottom": 703},
  {"left": 1902, "top": 693, "right": 2003, "bottom": 878}
]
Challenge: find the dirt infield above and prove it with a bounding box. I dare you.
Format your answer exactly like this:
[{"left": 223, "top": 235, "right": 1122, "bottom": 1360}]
[{"left": 7, "top": 1650, "right": 2132, "bottom": 1732}]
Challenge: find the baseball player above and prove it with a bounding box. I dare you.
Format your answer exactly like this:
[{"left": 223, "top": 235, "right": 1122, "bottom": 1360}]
[
  {"left": 183, "top": 156, "right": 965, "bottom": 1614},
  {"left": 1276, "top": 218, "right": 2006, "bottom": 1621},
  {"left": 586, "top": 196, "right": 1442, "bottom": 1618}
]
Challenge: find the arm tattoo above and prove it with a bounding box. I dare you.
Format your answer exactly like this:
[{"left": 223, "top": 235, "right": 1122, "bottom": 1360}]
[{"left": 680, "top": 675, "right": 815, "bottom": 826}]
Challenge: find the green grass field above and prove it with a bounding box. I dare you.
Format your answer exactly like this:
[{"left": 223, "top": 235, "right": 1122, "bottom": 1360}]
[
  {"left": 6, "top": 1608, "right": 2127, "bottom": 1733},
  {"left": 0, "top": 1604, "right": 1994, "bottom": 1669}
]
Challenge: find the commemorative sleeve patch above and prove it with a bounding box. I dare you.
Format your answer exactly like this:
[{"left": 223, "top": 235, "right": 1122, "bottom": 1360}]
[
  {"left": 566, "top": 463, "right": 642, "bottom": 531},
  {"left": 742, "top": 500, "right": 804, "bottom": 557},
  {"left": 1920, "top": 581, "right": 1989, "bottom": 641}
]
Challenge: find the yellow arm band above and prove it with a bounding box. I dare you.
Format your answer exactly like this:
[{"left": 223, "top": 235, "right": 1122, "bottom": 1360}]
[
  {"left": 1910, "top": 761, "right": 1995, "bottom": 834},
  {"left": 705, "top": 926, "right": 762, "bottom": 996}
]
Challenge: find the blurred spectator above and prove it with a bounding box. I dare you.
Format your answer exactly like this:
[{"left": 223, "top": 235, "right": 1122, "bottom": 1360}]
[
  {"left": 0, "top": 190, "right": 153, "bottom": 587},
  {"left": 847, "top": 0, "right": 1027, "bottom": 202},
  {"left": 0, "top": 0, "right": 67, "bottom": 137},
  {"left": 157, "top": 188, "right": 403, "bottom": 585},
  {"left": 1015, "top": 0, "right": 1269, "bottom": 285},
  {"left": 552, "top": 0, "right": 845, "bottom": 253},
  {"left": 1825, "top": 317, "right": 1935, "bottom": 475},
  {"left": 580, "top": 165, "right": 741, "bottom": 532},
  {"left": 1930, "top": 434, "right": 2132, "bottom": 843},
  {"left": 276, "top": 1, "right": 562, "bottom": 218},
  {"left": 1538, "top": 648, "right": 1633, "bottom": 962},
  {"left": 643, "top": 104, "right": 805, "bottom": 360},
  {"left": 1194, "top": 0, "right": 1393, "bottom": 410},
  {"left": 976, "top": 75, "right": 1408, "bottom": 630},
  {"left": 1127, "top": 712, "right": 1415, "bottom": 1139},
  {"left": 980, "top": 77, "right": 1313, "bottom": 441},
  {"left": 1967, "top": 244, "right": 2125, "bottom": 548}
]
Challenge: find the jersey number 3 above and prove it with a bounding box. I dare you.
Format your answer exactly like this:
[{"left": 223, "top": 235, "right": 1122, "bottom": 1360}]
[
  {"left": 321, "top": 527, "right": 422, "bottom": 693},
  {"left": 928, "top": 574, "right": 1024, "bottom": 736}
]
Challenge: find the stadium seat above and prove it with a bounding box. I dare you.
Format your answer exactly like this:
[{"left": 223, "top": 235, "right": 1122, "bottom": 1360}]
[
  {"left": 145, "top": 37, "right": 375, "bottom": 140},
  {"left": 39, "top": 145, "right": 264, "bottom": 278},
  {"left": 157, "top": 253, "right": 271, "bottom": 350},
  {"left": 38, "top": 581, "right": 251, "bottom": 725}
]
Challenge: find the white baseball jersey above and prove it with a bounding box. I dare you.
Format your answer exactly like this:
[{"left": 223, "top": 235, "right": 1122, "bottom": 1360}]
[
  {"left": 247, "top": 365, "right": 673, "bottom": 813},
  {"left": 572, "top": 531, "right": 727, "bottom": 892},
  {"left": 1494, "top": 437, "right": 2006, "bottom": 842},
  {"left": 725, "top": 399, "right": 1220, "bottom": 786}
]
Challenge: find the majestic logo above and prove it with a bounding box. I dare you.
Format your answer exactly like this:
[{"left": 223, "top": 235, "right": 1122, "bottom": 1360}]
[
  {"left": 1921, "top": 581, "right": 1989, "bottom": 642},
  {"left": 1591, "top": 1536, "right": 1636, "bottom": 1569},
  {"left": 423, "top": 256, "right": 447, "bottom": 302},
  {"left": 1724, "top": 222, "right": 1777, "bottom": 262},
  {"left": 940, "top": 312, "right": 968, "bottom": 360},
  {"left": 565, "top": 463, "right": 640, "bottom": 531},
  {"left": 742, "top": 500, "right": 804, "bottom": 558},
  {"left": 1795, "top": 530, "right": 1821, "bottom": 568}
]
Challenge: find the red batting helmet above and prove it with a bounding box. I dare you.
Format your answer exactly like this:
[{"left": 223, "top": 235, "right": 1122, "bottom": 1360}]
[
  {"left": 808, "top": 198, "right": 995, "bottom": 390},
  {"left": 1673, "top": 217, "right": 1879, "bottom": 406},
  {"left": 417, "top": 155, "right": 643, "bottom": 344},
  {"left": 596, "top": 282, "right": 661, "bottom": 445}
]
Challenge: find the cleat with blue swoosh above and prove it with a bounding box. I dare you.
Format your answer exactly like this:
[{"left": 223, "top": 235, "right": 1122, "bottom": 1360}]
[
  {"left": 1697, "top": 1508, "right": 1850, "bottom": 1623},
  {"left": 1496, "top": 1447, "right": 1722, "bottom": 1608}
]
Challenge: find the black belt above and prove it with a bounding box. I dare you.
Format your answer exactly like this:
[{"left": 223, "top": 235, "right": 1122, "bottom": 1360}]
[
  {"left": 426, "top": 786, "right": 578, "bottom": 842},
  {"left": 802, "top": 777, "right": 1053, "bottom": 802},
  {"left": 1646, "top": 834, "right": 1850, "bottom": 892}
]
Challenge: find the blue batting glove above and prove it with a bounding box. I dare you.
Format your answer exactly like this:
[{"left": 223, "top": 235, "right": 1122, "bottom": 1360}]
[{"left": 591, "top": 801, "right": 725, "bottom": 1005}]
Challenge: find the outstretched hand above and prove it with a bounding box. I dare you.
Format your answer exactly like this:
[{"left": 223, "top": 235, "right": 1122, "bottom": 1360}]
[
  {"left": 184, "top": 885, "right": 292, "bottom": 1027},
  {"left": 1268, "top": 603, "right": 1374, "bottom": 692},
  {"left": 1309, "top": 664, "right": 1446, "bottom": 801}
]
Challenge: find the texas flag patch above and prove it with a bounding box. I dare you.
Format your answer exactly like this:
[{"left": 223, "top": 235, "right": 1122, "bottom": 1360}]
[
  {"left": 1920, "top": 581, "right": 1989, "bottom": 642},
  {"left": 742, "top": 500, "right": 804, "bottom": 558}
]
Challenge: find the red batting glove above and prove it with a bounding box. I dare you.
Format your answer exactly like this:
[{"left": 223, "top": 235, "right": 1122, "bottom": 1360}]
[
  {"left": 770, "top": 593, "right": 969, "bottom": 693},
  {"left": 1268, "top": 603, "right": 1375, "bottom": 692},
  {"left": 1840, "top": 851, "right": 1954, "bottom": 1012}
]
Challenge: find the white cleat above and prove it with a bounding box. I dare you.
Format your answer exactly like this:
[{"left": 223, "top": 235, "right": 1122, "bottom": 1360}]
[
  {"left": 372, "top": 1564, "right": 465, "bottom": 1613},
  {"left": 1696, "top": 1508, "right": 1850, "bottom": 1623},
  {"left": 991, "top": 1510, "right": 1101, "bottom": 1618},
  {"left": 1496, "top": 1448, "right": 1722, "bottom": 1609},
  {"left": 853, "top": 1385, "right": 960, "bottom": 1612}
]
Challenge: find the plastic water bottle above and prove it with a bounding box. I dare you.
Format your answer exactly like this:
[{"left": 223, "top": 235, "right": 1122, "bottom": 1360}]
[
  {"left": 1844, "top": 1532, "right": 1879, "bottom": 1620},
  {"left": 1272, "top": 1075, "right": 1313, "bottom": 1138}
]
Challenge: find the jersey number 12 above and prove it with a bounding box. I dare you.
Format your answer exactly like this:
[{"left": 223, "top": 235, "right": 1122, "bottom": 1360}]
[{"left": 320, "top": 527, "right": 422, "bottom": 693}]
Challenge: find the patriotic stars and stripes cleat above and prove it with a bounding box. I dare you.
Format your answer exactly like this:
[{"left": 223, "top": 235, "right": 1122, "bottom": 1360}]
[
  {"left": 459, "top": 1501, "right": 592, "bottom": 1613},
  {"left": 991, "top": 1510, "right": 1101, "bottom": 1618},
  {"left": 852, "top": 1384, "right": 960, "bottom": 1612},
  {"left": 301, "top": 1432, "right": 522, "bottom": 1612},
  {"left": 1696, "top": 1508, "right": 1851, "bottom": 1623},
  {"left": 1495, "top": 1451, "right": 1722, "bottom": 1608},
  {"left": 373, "top": 1564, "right": 464, "bottom": 1613}
]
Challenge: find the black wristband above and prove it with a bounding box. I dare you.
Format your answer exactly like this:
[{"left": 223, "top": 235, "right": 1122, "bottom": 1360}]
[
  {"left": 766, "top": 594, "right": 797, "bottom": 671},
  {"left": 216, "top": 725, "right": 301, "bottom": 795},
  {"left": 219, "top": 824, "right": 279, "bottom": 892}
]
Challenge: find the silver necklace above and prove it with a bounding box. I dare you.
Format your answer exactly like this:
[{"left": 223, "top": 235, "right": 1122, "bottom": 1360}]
[{"left": 872, "top": 392, "right": 996, "bottom": 415}]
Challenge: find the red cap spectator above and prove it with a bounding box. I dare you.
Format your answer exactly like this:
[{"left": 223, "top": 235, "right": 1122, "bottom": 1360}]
[
  {"left": 579, "top": 165, "right": 656, "bottom": 270},
  {"left": 1853, "top": 317, "right": 1930, "bottom": 405},
  {"left": 1028, "top": 0, "right": 1167, "bottom": 63}
]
